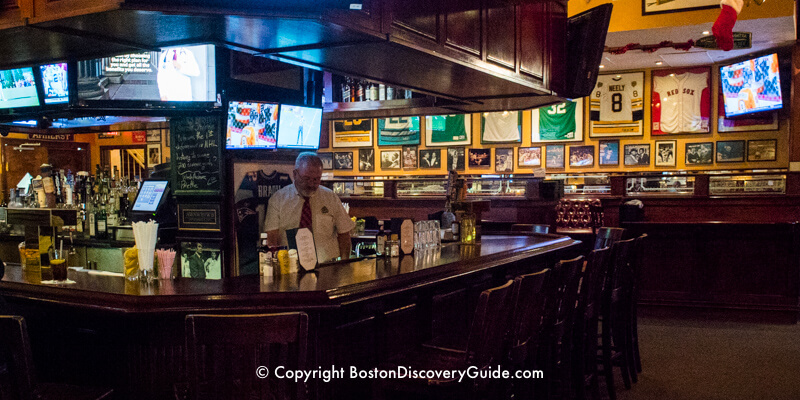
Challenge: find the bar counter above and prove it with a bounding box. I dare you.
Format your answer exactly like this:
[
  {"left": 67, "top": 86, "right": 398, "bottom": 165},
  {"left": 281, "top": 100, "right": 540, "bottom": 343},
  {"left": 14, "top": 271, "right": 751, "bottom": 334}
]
[{"left": 0, "top": 234, "right": 581, "bottom": 400}]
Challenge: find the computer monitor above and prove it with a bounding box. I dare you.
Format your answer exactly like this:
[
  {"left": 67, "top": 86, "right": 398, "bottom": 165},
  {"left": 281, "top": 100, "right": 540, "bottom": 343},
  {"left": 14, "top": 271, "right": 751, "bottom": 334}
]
[
  {"left": 276, "top": 104, "right": 323, "bottom": 150},
  {"left": 131, "top": 180, "right": 169, "bottom": 213}
]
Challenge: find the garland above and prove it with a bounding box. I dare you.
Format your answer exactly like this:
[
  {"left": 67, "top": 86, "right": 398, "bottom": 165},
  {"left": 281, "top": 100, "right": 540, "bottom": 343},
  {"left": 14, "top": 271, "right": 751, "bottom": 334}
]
[{"left": 606, "top": 40, "right": 695, "bottom": 55}]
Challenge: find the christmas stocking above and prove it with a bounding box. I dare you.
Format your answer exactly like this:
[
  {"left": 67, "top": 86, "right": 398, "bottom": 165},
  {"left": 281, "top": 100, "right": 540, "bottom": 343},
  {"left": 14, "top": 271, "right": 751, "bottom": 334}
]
[{"left": 712, "top": 0, "right": 743, "bottom": 51}]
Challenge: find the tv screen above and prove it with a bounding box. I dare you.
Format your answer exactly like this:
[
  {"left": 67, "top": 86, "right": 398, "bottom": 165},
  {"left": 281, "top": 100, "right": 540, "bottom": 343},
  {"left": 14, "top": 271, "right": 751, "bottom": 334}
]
[
  {"left": 226, "top": 101, "right": 279, "bottom": 149},
  {"left": 563, "top": 3, "right": 613, "bottom": 98},
  {"left": 39, "top": 63, "right": 69, "bottom": 104},
  {"left": 77, "top": 44, "right": 216, "bottom": 102},
  {"left": 720, "top": 53, "right": 783, "bottom": 117},
  {"left": 277, "top": 104, "right": 323, "bottom": 150},
  {"left": 132, "top": 180, "right": 169, "bottom": 212},
  {"left": 0, "top": 67, "right": 40, "bottom": 109}
]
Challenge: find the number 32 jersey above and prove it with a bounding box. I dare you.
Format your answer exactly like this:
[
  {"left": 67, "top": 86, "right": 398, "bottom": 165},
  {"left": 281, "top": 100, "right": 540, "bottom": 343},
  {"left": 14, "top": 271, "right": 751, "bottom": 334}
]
[{"left": 591, "top": 74, "right": 644, "bottom": 122}]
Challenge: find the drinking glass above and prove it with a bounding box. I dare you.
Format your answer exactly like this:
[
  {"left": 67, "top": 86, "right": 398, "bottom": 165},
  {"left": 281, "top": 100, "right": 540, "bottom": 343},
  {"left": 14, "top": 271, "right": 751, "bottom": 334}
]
[
  {"left": 414, "top": 221, "right": 424, "bottom": 250},
  {"left": 48, "top": 248, "right": 67, "bottom": 282},
  {"left": 432, "top": 221, "right": 441, "bottom": 247}
]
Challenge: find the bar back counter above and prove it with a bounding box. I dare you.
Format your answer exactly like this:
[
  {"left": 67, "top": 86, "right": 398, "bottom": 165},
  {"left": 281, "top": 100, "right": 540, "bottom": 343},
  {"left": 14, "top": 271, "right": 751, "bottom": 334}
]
[{"left": 0, "top": 234, "right": 580, "bottom": 400}]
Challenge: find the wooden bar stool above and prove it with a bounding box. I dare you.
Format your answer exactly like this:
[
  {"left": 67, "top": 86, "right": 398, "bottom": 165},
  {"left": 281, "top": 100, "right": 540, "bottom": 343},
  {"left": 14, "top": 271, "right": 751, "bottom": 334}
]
[
  {"left": 0, "top": 315, "right": 114, "bottom": 400},
  {"left": 594, "top": 227, "right": 625, "bottom": 250},
  {"left": 573, "top": 247, "right": 610, "bottom": 400},
  {"left": 629, "top": 234, "right": 648, "bottom": 374},
  {"left": 506, "top": 269, "right": 550, "bottom": 400}
]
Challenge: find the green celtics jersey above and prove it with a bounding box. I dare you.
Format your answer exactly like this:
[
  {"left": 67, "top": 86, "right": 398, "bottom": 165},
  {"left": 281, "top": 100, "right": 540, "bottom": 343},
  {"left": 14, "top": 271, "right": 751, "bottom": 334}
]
[
  {"left": 538, "top": 102, "right": 577, "bottom": 140},
  {"left": 429, "top": 114, "right": 468, "bottom": 143}
]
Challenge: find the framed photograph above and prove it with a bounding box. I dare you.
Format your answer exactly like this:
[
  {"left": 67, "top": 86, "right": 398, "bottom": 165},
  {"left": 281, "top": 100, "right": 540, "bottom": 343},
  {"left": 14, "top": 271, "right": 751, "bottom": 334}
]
[
  {"left": 655, "top": 140, "right": 677, "bottom": 167},
  {"left": 495, "top": 148, "right": 514, "bottom": 173},
  {"left": 403, "top": 146, "right": 418, "bottom": 169},
  {"left": 164, "top": 129, "right": 170, "bottom": 148},
  {"left": 545, "top": 145, "right": 565, "bottom": 169},
  {"left": 333, "top": 152, "right": 353, "bottom": 170},
  {"left": 747, "top": 139, "right": 777, "bottom": 162},
  {"left": 146, "top": 129, "right": 161, "bottom": 143},
  {"left": 569, "top": 145, "right": 594, "bottom": 168},
  {"left": 481, "top": 111, "right": 522, "bottom": 144},
  {"left": 425, "top": 114, "right": 471, "bottom": 147},
  {"left": 180, "top": 240, "right": 222, "bottom": 279},
  {"left": 644, "top": 0, "right": 718, "bottom": 16},
  {"left": 598, "top": 140, "right": 619, "bottom": 166},
  {"left": 651, "top": 67, "right": 710, "bottom": 135},
  {"left": 685, "top": 142, "right": 714, "bottom": 165},
  {"left": 319, "top": 152, "right": 334, "bottom": 170},
  {"left": 590, "top": 72, "right": 645, "bottom": 137},
  {"left": 419, "top": 149, "right": 441, "bottom": 169},
  {"left": 332, "top": 119, "right": 373, "bottom": 148},
  {"left": 380, "top": 150, "right": 401, "bottom": 170},
  {"left": 518, "top": 147, "right": 542, "bottom": 167},
  {"left": 716, "top": 140, "right": 745, "bottom": 163},
  {"left": 147, "top": 144, "right": 161, "bottom": 167},
  {"left": 531, "top": 100, "right": 584, "bottom": 143},
  {"left": 468, "top": 148, "right": 491, "bottom": 167},
  {"left": 358, "top": 148, "right": 375, "bottom": 172},
  {"left": 624, "top": 144, "right": 651, "bottom": 166},
  {"left": 377, "top": 117, "right": 421, "bottom": 146},
  {"left": 446, "top": 147, "right": 466, "bottom": 171}
]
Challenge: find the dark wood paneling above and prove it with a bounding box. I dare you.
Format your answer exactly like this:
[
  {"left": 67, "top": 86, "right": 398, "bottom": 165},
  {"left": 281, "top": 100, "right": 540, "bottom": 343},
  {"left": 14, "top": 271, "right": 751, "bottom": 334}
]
[
  {"left": 390, "top": 0, "right": 439, "bottom": 42},
  {"left": 486, "top": 3, "right": 516, "bottom": 69},
  {"left": 546, "top": 0, "right": 567, "bottom": 93},
  {"left": 443, "top": 0, "right": 481, "bottom": 56},
  {"left": 518, "top": 2, "right": 545, "bottom": 79}
]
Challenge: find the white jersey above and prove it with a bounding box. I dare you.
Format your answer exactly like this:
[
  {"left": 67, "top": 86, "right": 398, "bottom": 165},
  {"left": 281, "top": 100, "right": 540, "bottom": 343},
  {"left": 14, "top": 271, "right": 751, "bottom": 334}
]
[
  {"left": 653, "top": 71, "right": 708, "bottom": 133},
  {"left": 591, "top": 73, "right": 643, "bottom": 122},
  {"left": 482, "top": 111, "right": 521, "bottom": 143}
]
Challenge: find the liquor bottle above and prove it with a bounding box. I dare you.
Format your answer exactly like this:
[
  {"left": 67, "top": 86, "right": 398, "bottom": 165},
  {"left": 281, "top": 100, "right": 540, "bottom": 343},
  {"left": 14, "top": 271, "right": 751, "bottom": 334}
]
[
  {"left": 369, "top": 83, "right": 378, "bottom": 101},
  {"left": 95, "top": 200, "right": 108, "bottom": 240},
  {"left": 342, "top": 77, "right": 351, "bottom": 102},
  {"left": 386, "top": 86, "right": 395, "bottom": 100},
  {"left": 87, "top": 197, "right": 96, "bottom": 238},
  {"left": 379, "top": 84, "right": 386, "bottom": 101},
  {"left": 376, "top": 221, "right": 387, "bottom": 256},
  {"left": 441, "top": 201, "right": 456, "bottom": 236},
  {"left": 64, "top": 170, "right": 74, "bottom": 207},
  {"left": 356, "top": 80, "right": 364, "bottom": 102},
  {"left": 258, "top": 233, "right": 273, "bottom": 277}
]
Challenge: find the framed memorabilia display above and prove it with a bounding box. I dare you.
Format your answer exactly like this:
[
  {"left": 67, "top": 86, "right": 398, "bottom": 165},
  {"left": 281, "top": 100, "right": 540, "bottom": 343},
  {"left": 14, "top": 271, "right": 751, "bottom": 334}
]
[
  {"left": 624, "top": 144, "right": 650, "bottom": 166},
  {"left": 333, "top": 152, "right": 353, "bottom": 169},
  {"left": 446, "top": 147, "right": 466, "bottom": 171},
  {"left": 652, "top": 67, "right": 710, "bottom": 135},
  {"left": 403, "top": 146, "right": 418, "bottom": 169},
  {"left": 598, "top": 140, "right": 619, "bottom": 166},
  {"left": 747, "top": 139, "right": 777, "bottom": 162},
  {"left": 643, "top": 0, "right": 717, "bottom": 15},
  {"left": 590, "top": 72, "right": 645, "bottom": 137},
  {"left": 147, "top": 144, "right": 161, "bottom": 167},
  {"left": 716, "top": 140, "right": 746, "bottom": 163},
  {"left": 319, "top": 152, "right": 334, "bottom": 170},
  {"left": 481, "top": 111, "right": 522, "bottom": 144},
  {"left": 425, "top": 114, "right": 471, "bottom": 147},
  {"left": 380, "top": 150, "right": 401, "bottom": 169},
  {"left": 146, "top": 129, "right": 161, "bottom": 143},
  {"left": 180, "top": 240, "right": 222, "bottom": 279},
  {"left": 377, "top": 116, "right": 420, "bottom": 146},
  {"left": 358, "top": 148, "right": 375, "bottom": 172},
  {"left": 518, "top": 147, "right": 542, "bottom": 167},
  {"left": 467, "top": 148, "right": 491, "bottom": 167},
  {"left": 568, "top": 145, "right": 594, "bottom": 168},
  {"left": 495, "top": 148, "right": 514, "bottom": 172},
  {"left": 332, "top": 119, "right": 373, "bottom": 148},
  {"left": 545, "top": 145, "right": 565, "bottom": 168},
  {"left": 685, "top": 142, "right": 714, "bottom": 165},
  {"left": 419, "top": 149, "right": 441, "bottom": 169},
  {"left": 654, "top": 140, "right": 677, "bottom": 167},
  {"left": 531, "top": 100, "right": 584, "bottom": 143}
]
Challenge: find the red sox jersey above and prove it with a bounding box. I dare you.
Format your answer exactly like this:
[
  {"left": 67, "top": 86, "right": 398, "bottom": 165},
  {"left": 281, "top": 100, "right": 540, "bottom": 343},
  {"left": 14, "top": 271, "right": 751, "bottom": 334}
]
[{"left": 653, "top": 71, "right": 709, "bottom": 133}]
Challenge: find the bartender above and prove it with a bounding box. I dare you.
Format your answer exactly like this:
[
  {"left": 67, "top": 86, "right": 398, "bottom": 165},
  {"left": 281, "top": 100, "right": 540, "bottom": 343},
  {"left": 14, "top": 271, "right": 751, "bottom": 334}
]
[{"left": 265, "top": 152, "right": 355, "bottom": 263}]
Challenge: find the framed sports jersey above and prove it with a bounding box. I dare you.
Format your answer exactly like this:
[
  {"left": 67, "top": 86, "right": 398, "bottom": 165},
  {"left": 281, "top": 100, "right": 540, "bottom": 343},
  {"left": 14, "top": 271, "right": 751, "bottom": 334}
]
[
  {"left": 377, "top": 116, "right": 421, "bottom": 146},
  {"left": 531, "top": 100, "right": 584, "bottom": 143},
  {"left": 425, "top": 114, "right": 472, "bottom": 146},
  {"left": 545, "top": 145, "right": 565, "bottom": 169},
  {"left": 651, "top": 67, "right": 710, "bottom": 135},
  {"left": 590, "top": 72, "right": 644, "bottom": 137},
  {"left": 332, "top": 119, "right": 373, "bottom": 148},
  {"left": 481, "top": 111, "right": 522, "bottom": 144}
]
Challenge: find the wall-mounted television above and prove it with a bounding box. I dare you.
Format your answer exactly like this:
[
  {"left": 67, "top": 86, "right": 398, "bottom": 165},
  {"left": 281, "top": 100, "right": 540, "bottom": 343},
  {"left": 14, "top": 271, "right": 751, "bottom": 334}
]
[
  {"left": 39, "top": 63, "right": 69, "bottom": 105},
  {"left": 226, "top": 101, "right": 279, "bottom": 149},
  {"left": 720, "top": 53, "right": 783, "bottom": 118},
  {"left": 77, "top": 44, "right": 216, "bottom": 104},
  {"left": 276, "top": 104, "right": 323, "bottom": 150},
  {"left": 0, "top": 67, "right": 40, "bottom": 110}
]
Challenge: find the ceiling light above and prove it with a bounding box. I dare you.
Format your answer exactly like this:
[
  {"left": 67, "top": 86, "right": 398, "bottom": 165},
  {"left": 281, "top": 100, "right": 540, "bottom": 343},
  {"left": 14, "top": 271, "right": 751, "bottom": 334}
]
[
  {"left": 702, "top": 31, "right": 710, "bottom": 35},
  {"left": 655, "top": 61, "right": 663, "bottom": 65},
  {"left": 599, "top": 65, "right": 605, "bottom": 69}
]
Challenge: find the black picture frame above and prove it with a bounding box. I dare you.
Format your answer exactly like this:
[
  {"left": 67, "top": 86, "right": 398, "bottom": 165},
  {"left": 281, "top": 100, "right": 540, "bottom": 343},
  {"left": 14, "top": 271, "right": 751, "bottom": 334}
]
[
  {"left": 716, "top": 140, "right": 746, "bottom": 163},
  {"left": 654, "top": 140, "right": 677, "bottom": 167},
  {"left": 747, "top": 139, "right": 778, "bottom": 162},
  {"left": 624, "top": 144, "right": 651, "bottom": 166},
  {"left": 319, "top": 152, "right": 334, "bottom": 170},
  {"left": 419, "top": 149, "right": 441, "bottom": 169},
  {"left": 402, "top": 146, "right": 418, "bottom": 169},
  {"left": 643, "top": 0, "right": 717, "bottom": 16},
  {"left": 467, "top": 148, "right": 491, "bottom": 167},
  {"left": 495, "top": 148, "right": 514, "bottom": 172},
  {"left": 545, "top": 144, "right": 565, "bottom": 169},
  {"left": 685, "top": 142, "right": 714, "bottom": 165},
  {"left": 380, "top": 150, "right": 401, "bottom": 170},
  {"left": 569, "top": 145, "right": 595, "bottom": 168},
  {"left": 180, "top": 240, "right": 223, "bottom": 279},
  {"left": 358, "top": 148, "right": 375, "bottom": 172},
  {"left": 598, "top": 140, "right": 619, "bottom": 166},
  {"left": 446, "top": 147, "right": 466, "bottom": 171},
  {"left": 518, "top": 147, "right": 542, "bottom": 167},
  {"left": 333, "top": 152, "right": 353, "bottom": 169}
]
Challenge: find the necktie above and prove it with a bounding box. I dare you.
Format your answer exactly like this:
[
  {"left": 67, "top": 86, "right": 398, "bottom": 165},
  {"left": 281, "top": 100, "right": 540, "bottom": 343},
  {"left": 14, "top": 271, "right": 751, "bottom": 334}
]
[{"left": 300, "top": 196, "right": 312, "bottom": 229}]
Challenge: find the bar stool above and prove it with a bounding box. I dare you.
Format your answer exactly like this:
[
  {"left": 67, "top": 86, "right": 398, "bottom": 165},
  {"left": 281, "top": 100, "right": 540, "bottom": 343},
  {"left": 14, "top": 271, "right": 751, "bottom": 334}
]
[
  {"left": 183, "top": 312, "right": 309, "bottom": 400},
  {"left": 0, "top": 315, "right": 114, "bottom": 400},
  {"left": 505, "top": 269, "right": 550, "bottom": 400},
  {"left": 594, "top": 227, "right": 625, "bottom": 250},
  {"left": 629, "top": 234, "right": 648, "bottom": 374},
  {"left": 373, "top": 280, "right": 515, "bottom": 400},
  {"left": 573, "top": 247, "right": 610, "bottom": 400}
]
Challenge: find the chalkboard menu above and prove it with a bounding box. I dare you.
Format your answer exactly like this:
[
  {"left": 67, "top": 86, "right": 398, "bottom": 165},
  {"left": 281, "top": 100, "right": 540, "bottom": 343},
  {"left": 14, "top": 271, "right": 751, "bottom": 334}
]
[{"left": 171, "top": 116, "right": 223, "bottom": 196}]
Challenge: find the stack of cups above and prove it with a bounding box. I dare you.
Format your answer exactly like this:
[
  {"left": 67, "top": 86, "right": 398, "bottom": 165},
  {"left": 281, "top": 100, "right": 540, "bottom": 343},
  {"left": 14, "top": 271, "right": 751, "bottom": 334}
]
[{"left": 132, "top": 221, "right": 159, "bottom": 283}]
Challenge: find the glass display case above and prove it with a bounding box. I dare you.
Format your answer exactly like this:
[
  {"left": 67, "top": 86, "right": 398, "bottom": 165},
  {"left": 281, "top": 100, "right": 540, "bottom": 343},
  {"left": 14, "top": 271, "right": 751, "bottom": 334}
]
[
  {"left": 329, "top": 180, "right": 385, "bottom": 197},
  {"left": 466, "top": 177, "right": 527, "bottom": 197},
  {"left": 395, "top": 179, "right": 446, "bottom": 197},
  {"left": 709, "top": 174, "right": 786, "bottom": 195},
  {"left": 549, "top": 174, "right": 611, "bottom": 195},
  {"left": 625, "top": 175, "right": 695, "bottom": 196}
]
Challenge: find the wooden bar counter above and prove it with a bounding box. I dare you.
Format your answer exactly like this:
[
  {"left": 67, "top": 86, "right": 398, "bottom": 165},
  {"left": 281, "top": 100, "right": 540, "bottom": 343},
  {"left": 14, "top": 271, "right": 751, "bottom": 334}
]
[{"left": 0, "top": 234, "right": 580, "bottom": 400}]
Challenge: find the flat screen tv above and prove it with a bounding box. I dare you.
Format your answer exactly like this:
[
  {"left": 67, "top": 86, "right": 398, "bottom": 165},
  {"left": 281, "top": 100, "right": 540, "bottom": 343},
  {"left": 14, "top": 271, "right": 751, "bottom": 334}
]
[
  {"left": 39, "top": 63, "right": 69, "bottom": 105},
  {"left": 0, "top": 67, "right": 40, "bottom": 109},
  {"left": 720, "top": 53, "right": 783, "bottom": 118},
  {"left": 77, "top": 44, "right": 216, "bottom": 104},
  {"left": 276, "top": 104, "right": 323, "bottom": 150},
  {"left": 563, "top": 3, "right": 613, "bottom": 98},
  {"left": 226, "top": 101, "right": 279, "bottom": 149}
]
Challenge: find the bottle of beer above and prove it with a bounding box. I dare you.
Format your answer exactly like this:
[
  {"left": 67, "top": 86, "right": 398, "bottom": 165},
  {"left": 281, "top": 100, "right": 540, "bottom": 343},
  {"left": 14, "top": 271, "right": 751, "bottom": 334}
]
[{"left": 376, "top": 221, "right": 387, "bottom": 256}]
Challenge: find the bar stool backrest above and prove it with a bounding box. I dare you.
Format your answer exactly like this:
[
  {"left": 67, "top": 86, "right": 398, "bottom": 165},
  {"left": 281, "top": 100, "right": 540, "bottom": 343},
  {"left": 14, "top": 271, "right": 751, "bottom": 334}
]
[
  {"left": 531, "top": 224, "right": 551, "bottom": 234},
  {"left": 594, "top": 227, "right": 625, "bottom": 250},
  {"left": 508, "top": 269, "right": 550, "bottom": 364},
  {"left": 0, "top": 315, "right": 36, "bottom": 400},
  {"left": 465, "top": 279, "right": 515, "bottom": 369}
]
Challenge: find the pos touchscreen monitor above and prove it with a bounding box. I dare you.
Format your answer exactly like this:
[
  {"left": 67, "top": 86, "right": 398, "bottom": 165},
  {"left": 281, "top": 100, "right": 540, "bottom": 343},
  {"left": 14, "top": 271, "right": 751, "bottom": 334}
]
[{"left": 131, "top": 180, "right": 169, "bottom": 214}]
